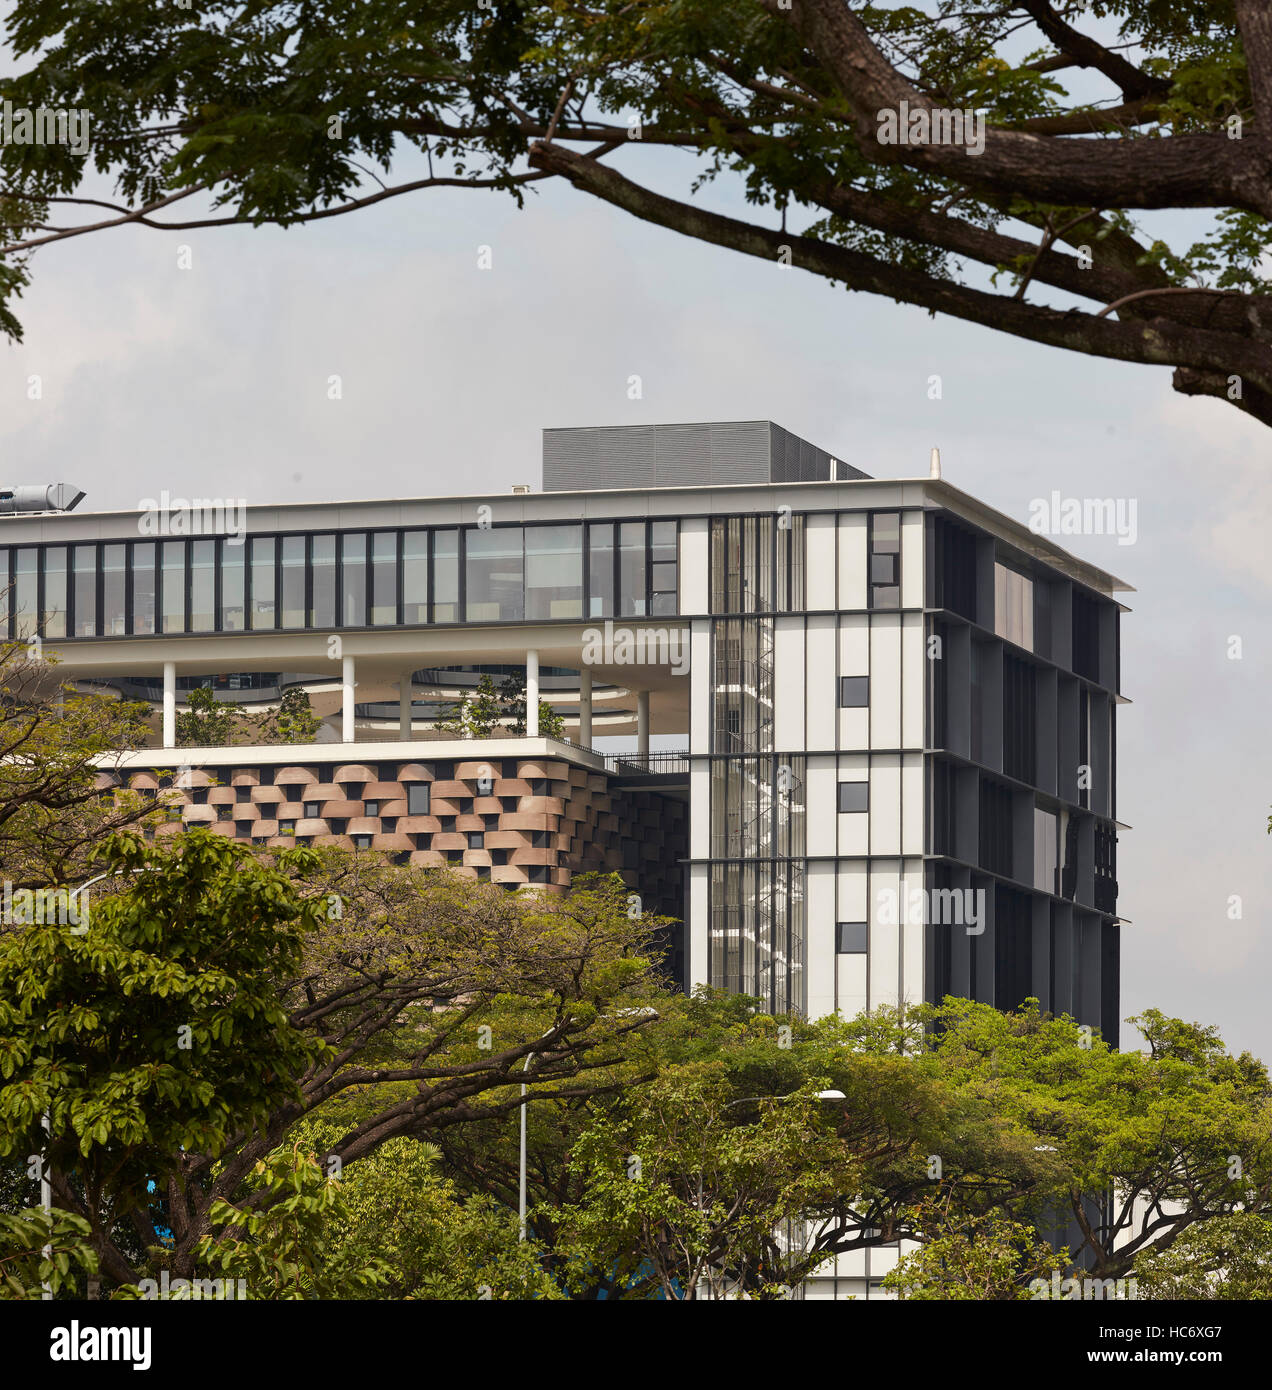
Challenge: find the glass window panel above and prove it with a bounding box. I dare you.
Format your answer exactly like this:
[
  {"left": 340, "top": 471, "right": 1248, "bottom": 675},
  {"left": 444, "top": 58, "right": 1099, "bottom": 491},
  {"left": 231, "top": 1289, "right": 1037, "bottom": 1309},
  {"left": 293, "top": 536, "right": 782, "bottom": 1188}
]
[
  {"left": 0, "top": 550, "right": 9, "bottom": 635},
  {"left": 311, "top": 534, "right": 336, "bottom": 628},
  {"left": 432, "top": 530, "right": 458, "bottom": 623},
  {"left": 402, "top": 531, "right": 428, "bottom": 624},
  {"left": 341, "top": 533, "right": 366, "bottom": 626},
  {"left": 836, "top": 922, "right": 868, "bottom": 954},
  {"left": 190, "top": 539, "right": 215, "bottom": 632},
  {"left": 587, "top": 523, "right": 614, "bottom": 618},
  {"left": 618, "top": 522, "right": 646, "bottom": 616},
  {"left": 13, "top": 548, "right": 38, "bottom": 640},
  {"left": 74, "top": 545, "right": 99, "bottom": 636},
  {"left": 465, "top": 528, "right": 523, "bottom": 622},
  {"left": 250, "top": 538, "right": 276, "bottom": 630},
  {"left": 525, "top": 524, "right": 581, "bottom": 621},
  {"left": 130, "top": 543, "right": 155, "bottom": 635},
  {"left": 839, "top": 676, "right": 868, "bottom": 707},
  {"left": 371, "top": 532, "right": 397, "bottom": 625},
  {"left": 1034, "top": 805, "right": 1058, "bottom": 894},
  {"left": 42, "top": 547, "right": 67, "bottom": 638},
  {"left": 651, "top": 591, "right": 677, "bottom": 617},
  {"left": 837, "top": 781, "right": 869, "bottom": 813},
  {"left": 160, "top": 541, "right": 185, "bottom": 633},
  {"left": 650, "top": 520, "right": 677, "bottom": 563},
  {"left": 872, "top": 513, "right": 900, "bottom": 552},
  {"left": 280, "top": 537, "right": 306, "bottom": 628},
  {"left": 651, "top": 561, "right": 677, "bottom": 592},
  {"left": 220, "top": 539, "right": 245, "bottom": 631},
  {"left": 101, "top": 544, "right": 127, "bottom": 636},
  {"left": 994, "top": 561, "right": 1034, "bottom": 651}
]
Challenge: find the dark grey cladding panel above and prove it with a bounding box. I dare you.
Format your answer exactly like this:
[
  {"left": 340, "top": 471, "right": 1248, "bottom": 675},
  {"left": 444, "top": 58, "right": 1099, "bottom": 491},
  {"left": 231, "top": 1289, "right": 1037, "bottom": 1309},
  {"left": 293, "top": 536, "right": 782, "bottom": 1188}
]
[{"left": 543, "top": 421, "right": 870, "bottom": 490}]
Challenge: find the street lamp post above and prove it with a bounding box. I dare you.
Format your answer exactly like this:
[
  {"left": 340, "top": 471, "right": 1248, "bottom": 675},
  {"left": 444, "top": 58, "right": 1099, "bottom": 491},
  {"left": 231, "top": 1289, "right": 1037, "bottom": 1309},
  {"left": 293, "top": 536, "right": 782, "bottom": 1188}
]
[{"left": 518, "top": 1006, "right": 659, "bottom": 1242}]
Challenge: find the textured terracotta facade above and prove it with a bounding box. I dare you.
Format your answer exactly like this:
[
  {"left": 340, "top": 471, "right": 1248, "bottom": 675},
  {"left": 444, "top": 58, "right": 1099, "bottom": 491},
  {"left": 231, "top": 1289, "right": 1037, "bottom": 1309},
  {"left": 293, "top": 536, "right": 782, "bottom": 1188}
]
[{"left": 106, "top": 756, "right": 687, "bottom": 908}]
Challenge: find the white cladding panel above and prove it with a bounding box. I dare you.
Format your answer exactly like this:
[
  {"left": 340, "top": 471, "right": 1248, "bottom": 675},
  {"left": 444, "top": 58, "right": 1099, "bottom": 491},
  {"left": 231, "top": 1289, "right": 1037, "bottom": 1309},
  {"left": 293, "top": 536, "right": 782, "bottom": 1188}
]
[
  {"left": 773, "top": 616, "right": 806, "bottom": 750},
  {"left": 869, "top": 617, "right": 903, "bottom": 748},
  {"left": 837, "top": 954, "right": 868, "bottom": 1022},
  {"left": 806, "top": 756, "right": 838, "bottom": 856},
  {"left": 805, "top": 614, "right": 837, "bottom": 751},
  {"left": 689, "top": 761, "right": 711, "bottom": 859},
  {"left": 869, "top": 861, "right": 902, "bottom": 1009},
  {"left": 679, "top": 516, "right": 710, "bottom": 613},
  {"left": 689, "top": 620, "right": 712, "bottom": 751},
  {"left": 806, "top": 860, "right": 838, "bottom": 1021},
  {"left": 902, "top": 755, "right": 925, "bottom": 855},
  {"left": 900, "top": 509, "right": 924, "bottom": 609},
  {"left": 901, "top": 613, "right": 925, "bottom": 749},
  {"left": 688, "top": 864, "right": 710, "bottom": 991},
  {"left": 805, "top": 513, "right": 837, "bottom": 609},
  {"left": 870, "top": 756, "right": 902, "bottom": 857},
  {"left": 837, "top": 512, "right": 868, "bottom": 610}
]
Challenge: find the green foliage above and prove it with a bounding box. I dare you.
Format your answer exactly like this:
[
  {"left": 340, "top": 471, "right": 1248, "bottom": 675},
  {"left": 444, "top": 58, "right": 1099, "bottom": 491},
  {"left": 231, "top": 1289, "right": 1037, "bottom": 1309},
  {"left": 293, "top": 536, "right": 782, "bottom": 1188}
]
[
  {"left": 155, "top": 1146, "right": 390, "bottom": 1300},
  {"left": 175, "top": 686, "right": 241, "bottom": 747},
  {"left": 302, "top": 1128, "right": 562, "bottom": 1299},
  {"left": 176, "top": 684, "right": 321, "bottom": 746},
  {"left": 436, "top": 670, "right": 566, "bottom": 740},
  {"left": 881, "top": 1207, "right": 1068, "bottom": 1301},
  {"left": 0, "top": 830, "right": 330, "bottom": 1239},
  {"left": 257, "top": 687, "right": 322, "bottom": 744},
  {"left": 0, "top": 1206, "right": 98, "bottom": 1299},
  {"left": 1133, "top": 1212, "right": 1272, "bottom": 1300}
]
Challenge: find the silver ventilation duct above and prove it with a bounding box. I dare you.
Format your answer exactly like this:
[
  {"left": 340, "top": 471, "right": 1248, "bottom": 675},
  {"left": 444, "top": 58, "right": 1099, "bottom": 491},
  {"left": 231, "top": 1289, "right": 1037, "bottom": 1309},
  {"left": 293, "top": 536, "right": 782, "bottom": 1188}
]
[{"left": 0, "top": 484, "right": 86, "bottom": 515}]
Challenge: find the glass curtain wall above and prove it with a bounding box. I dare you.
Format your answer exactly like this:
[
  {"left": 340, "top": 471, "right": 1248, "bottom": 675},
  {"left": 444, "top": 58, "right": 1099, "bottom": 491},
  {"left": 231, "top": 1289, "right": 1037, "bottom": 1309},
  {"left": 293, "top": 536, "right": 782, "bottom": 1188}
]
[
  {"left": 707, "top": 514, "right": 806, "bottom": 1013},
  {"left": 0, "top": 521, "right": 675, "bottom": 638}
]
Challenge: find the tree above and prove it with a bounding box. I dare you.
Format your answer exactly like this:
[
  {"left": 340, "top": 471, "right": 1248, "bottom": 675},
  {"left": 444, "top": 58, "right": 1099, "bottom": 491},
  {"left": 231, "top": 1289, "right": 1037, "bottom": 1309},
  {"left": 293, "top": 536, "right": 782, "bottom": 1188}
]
[
  {"left": 0, "top": 838, "right": 667, "bottom": 1293},
  {"left": 1133, "top": 1211, "right": 1272, "bottom": 1300},
  {"left": 4, "top": 3, "right": 1272, "bottom": 426},
  {"left": 0, "top": 643, "right": 157, "bottom": 892},
  {"left": 256, "top": 687, "right": 322, "bottom": 745},
  {"left": 499, "top": 671, "right": 567, "bottom": 740},
  {"left": 436, "top": 673, "right": 505, "bottom": 739},
  {"left": 881, "top": 1205, "right": 1069, "bottom": 1300},
  {"left": 0, "top": 830, "right": 330, "bottom": 1286},
  {"left": 174, "top": 686, "right": 242, "bottom": 747}
]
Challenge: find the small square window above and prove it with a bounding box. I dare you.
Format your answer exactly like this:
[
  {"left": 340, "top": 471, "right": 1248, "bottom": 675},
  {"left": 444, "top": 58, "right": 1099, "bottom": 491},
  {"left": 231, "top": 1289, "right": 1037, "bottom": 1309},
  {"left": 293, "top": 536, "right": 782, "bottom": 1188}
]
[
  {"left": 838, "top": 781, "right": 869, "bottom": 813},
  {"left": 467, "top": 831, "right": 484, "bottom": 849},
  {"left": 364, "top": 800, "right": 380, "bottom": 818},
  {"left": 304, "top": 802, "right": 320, "bottom": 818},
  {"left": 870, "top": 585, "right": 900, "bottom": 611},
  {"left": 870, "top": 553, "right": 897, "bottom": 585},
  {"left": 836, "top": 922, "right": 868, "bottom": 954},
  {"left": 838, "top": 676, "right": 869, "bottom": 708},
  {"left": 352, "top": 833, "right": 372, "bottom": 850},
  {"left": 407, "top": 783, "right": 431, "bottom": 815}
]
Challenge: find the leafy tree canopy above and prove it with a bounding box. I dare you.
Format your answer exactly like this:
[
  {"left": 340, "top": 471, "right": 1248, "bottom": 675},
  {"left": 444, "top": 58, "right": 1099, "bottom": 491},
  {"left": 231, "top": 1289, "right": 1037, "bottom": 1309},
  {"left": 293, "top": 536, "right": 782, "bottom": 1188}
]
[{"left": 4, "top": 2, "right": 1272, "bottom": 424}]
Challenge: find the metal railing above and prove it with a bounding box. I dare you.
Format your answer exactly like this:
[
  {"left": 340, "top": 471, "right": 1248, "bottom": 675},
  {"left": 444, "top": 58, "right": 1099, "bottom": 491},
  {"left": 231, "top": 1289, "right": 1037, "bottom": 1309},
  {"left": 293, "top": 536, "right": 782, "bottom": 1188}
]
[{"left": 603, "top": 750, "right": 690, "bottom": 776}]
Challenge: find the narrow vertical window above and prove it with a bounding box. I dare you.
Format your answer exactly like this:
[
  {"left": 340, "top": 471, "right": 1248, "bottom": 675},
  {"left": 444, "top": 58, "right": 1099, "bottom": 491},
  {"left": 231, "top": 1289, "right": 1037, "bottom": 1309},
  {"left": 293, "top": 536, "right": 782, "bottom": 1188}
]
[
  {"left": 341, "top": 533, "right": 367, "bottom": 626},
  {"left": 43, "top": 547, "right": 67, "bottom": 638},
  {"left": 250, "top": 537, "right": 276, "bottom": 629},
  {"left": 310, "top": 534, "right": 336, "bottom": 627},
  {"left": 101, "top": 543, "right": 127, "bottom": 635},
  {"left": 280, "top": 536, "right": 305, "bottom": 628},
  {"left": 432, "top": 530, "right": 458, "bottom": 622},
  {"left": 131, "top": 543, "right": 155, "bottom": 635},
  {"left": 189, "top": 539, "right": 215, "bottom": 632},
  {"left": 220, "top": 538, "right": 245, "bottom": 631},
  {"left": 160, "top": 541, "right": 185, "bottom": 633},
  {"left": 371, "top": 532, "right": 398, "bottom": 625},
  {"left": 74, "top": 544, "right": 99, "bottom": 636},
  {"left": 13, "top": 548, "right": 38, "bottom": 640},
  {"left": 402, "top": 531, "right": 428, "bottom": 623}
]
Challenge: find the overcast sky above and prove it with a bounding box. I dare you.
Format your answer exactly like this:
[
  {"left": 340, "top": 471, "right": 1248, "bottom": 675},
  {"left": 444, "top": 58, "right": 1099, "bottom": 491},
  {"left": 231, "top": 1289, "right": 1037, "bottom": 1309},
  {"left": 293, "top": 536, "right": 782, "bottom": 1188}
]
[{"left": 0, "top": 143, "right": 1267, "bottom": 1058}]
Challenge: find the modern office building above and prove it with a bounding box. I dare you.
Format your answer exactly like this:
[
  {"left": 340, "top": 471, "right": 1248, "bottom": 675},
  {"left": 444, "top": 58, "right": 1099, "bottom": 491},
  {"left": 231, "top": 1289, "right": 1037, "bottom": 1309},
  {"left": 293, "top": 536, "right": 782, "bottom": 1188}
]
[{"left": 1, "top": 420, "right": 1127, "bottom": 1044}]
